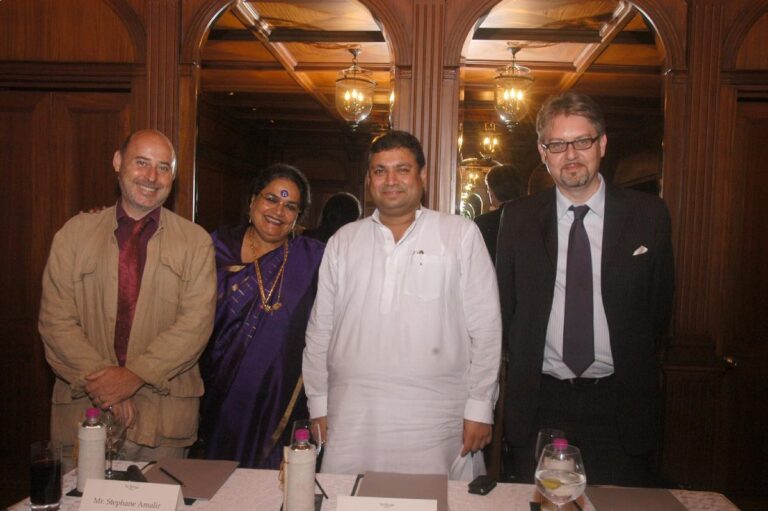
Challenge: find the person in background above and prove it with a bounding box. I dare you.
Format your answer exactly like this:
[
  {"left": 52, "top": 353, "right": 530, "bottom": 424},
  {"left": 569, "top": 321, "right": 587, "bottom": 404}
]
[
  {"left": 303, "top": 192, "right": 362, "bottom": 243},
  {"left": 200, "top": 164, "right": 324, "bottom": 469},
  {"left": 496, "top": 92, "right": 674, "bottom": 486},
  {"left": 473, "top": 163, "right": 526, "bottom": 259},
  {"left": 303, "top": 130, "right": 501, "bottom": 480},
  {"left": 527, "top": 164, "right": 555, "bottom": 195},
  {"left": 39, "top": 129, "right": 216, "bottom": 460}
]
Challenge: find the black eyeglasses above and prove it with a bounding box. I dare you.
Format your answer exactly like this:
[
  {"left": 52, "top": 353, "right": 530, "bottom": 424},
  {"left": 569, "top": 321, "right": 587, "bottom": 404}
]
[{"left": 540, "top": 135, "right": 601, "bottom": 154}]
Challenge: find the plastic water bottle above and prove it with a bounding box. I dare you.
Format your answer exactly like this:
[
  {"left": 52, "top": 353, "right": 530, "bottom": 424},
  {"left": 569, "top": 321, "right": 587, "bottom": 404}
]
[
  {"left": 76, "top": 407, "right": 106, "bottom": 492},
  {"left": 283, "top": 429, "right": 316, "bottom": 511}
]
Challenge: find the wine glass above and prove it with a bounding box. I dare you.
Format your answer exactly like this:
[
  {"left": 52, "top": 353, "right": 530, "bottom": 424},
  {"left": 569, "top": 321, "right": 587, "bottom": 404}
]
[
  {"left": 290, "top": 419, "right": 323, "bottom": 456},
  {"left": 103, "top": 410, "right": 127, "bottom": 479},
  {"left": 535, "top": 444, "right": 586, "bottom": 511},
  {"left": 535, "top": 428, "right": 565, "bottom": 464}
]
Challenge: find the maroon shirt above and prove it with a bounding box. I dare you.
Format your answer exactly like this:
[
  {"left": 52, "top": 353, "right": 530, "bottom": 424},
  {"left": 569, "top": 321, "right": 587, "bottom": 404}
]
[{"left": 113, "top": 203, "right": 160, "bottom": 366}]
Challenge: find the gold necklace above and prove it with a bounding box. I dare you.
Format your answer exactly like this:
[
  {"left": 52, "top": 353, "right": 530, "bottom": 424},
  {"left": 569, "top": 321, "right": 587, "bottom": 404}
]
[{"left": 250, "top": 228, "right": 289, "bottom": 313}]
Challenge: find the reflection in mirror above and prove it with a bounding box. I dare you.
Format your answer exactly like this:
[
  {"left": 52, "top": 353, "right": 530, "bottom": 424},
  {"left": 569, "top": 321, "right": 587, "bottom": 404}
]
[
  {"left": 457, "top": 0, "right": 665, "bottom": 216},
  {"left": 194, "top": 1, "right": 394, "bottom": 233}
]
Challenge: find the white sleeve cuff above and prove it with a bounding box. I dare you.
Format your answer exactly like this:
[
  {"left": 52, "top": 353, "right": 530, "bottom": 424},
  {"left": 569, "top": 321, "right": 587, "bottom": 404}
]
[
  {"left": 308, "top": 395, "right": 328, "bottom": 419},
  {"left": 464, "top": 398, "right": 494, "bottom": 425}
]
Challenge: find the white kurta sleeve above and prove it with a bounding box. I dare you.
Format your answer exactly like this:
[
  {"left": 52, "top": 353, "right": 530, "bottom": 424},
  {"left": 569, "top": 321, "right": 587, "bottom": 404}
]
[
  {"left": 302, "top": 234, "right": 339, "bottom": 419},
  {"left": 460, "top": 223, "right": 502, "bottom": 424}
]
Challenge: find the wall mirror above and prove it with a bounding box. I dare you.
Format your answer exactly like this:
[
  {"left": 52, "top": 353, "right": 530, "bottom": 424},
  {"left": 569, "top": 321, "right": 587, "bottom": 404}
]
[
  {"left": 457, "top": 0, "right": 665, "bottom": 217},
  {"left": 195, "top": 0, "right": 394, "bottom": 231}
]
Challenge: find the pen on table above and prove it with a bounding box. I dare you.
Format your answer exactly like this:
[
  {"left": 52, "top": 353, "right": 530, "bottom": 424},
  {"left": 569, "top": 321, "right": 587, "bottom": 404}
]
[
  {"left": 159, "top": 467, "right": 185, "bottom": 486},
  {"left": 315, "top": 477, "right": 328, "bottom": 499}
]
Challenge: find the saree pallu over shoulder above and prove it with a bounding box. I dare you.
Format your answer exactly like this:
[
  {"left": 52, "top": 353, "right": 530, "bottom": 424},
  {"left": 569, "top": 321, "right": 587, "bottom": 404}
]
[{"left": 201, "top": 225, "right": 324, "bottom": 468}]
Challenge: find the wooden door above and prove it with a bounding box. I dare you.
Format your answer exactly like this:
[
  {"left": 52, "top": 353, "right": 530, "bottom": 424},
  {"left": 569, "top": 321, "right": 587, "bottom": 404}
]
[
  {"left": 714, "top": 100, "right": 768, "bottom": 509},
  {"left": 0, "top": 90, "right": 129, "bottom": 506}
]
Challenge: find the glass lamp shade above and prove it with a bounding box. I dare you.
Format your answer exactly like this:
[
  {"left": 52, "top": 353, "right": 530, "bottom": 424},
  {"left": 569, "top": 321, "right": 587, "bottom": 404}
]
[
  {"left": 335, "top": 65, "right": 376, "bottom": 130},
  {"left": 479, "top": 123, "right": 501, "bottom": 160},
  {"left": 494, "top": 62, "right": 534, "bottom": 129}
]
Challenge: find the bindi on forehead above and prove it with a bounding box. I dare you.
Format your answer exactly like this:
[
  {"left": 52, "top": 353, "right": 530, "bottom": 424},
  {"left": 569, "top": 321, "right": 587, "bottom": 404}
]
[{"left": 280, "top": 189, "right": 289, "bottom": 198}]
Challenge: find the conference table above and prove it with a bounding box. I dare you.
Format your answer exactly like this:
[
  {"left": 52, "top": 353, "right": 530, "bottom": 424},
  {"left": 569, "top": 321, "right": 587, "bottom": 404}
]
[{"left": 10, "top": 461, "right": 739, "bottom": 510}]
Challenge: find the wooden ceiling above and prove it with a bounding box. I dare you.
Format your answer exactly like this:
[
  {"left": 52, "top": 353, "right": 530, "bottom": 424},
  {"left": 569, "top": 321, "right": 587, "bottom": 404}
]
[{"left": 199, "top": 0, "right": 663, "bottom": 134}]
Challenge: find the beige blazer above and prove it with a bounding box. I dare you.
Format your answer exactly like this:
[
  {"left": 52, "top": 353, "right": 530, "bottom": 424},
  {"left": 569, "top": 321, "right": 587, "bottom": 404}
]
[{"left": 39, "top": 206, "right": 216, "bottom": 448}]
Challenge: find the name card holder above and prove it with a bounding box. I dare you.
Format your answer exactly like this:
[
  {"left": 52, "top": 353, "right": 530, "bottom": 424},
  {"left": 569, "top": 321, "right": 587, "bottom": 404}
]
[
  {"left": 337, "top": 495, "right": 437, "bottom": 511},
  {"left": 80, "top": 479, "right": 184, "bottom": 511}
]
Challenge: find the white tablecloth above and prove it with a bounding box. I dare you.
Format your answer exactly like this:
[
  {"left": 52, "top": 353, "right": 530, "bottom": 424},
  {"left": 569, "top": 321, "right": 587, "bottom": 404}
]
[{"left": 10, "top": 461, "right": 739, "bottom": 511}]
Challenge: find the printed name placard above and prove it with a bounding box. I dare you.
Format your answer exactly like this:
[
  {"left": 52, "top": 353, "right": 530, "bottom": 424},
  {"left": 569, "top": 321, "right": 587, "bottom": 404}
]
[
  {"left": 79, "top": 479, "right": 184, "bottom": 511},
  {"left": 337, "top": 495, "right": 437, "bottom": 511}
]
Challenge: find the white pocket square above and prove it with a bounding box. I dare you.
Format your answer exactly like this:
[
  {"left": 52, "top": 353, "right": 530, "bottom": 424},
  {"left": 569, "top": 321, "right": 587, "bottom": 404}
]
[{"left": 633, "top": 245, "right": 648, "bottom": 256}]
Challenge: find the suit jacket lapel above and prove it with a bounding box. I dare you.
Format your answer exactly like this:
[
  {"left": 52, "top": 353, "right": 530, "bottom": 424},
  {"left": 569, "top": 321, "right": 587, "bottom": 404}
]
[
  {"left": 539, "top": 188, "right": 558, "bottom": 269},
  {"left": 602, "top": 183, "right": 629, "bottom": 269}
]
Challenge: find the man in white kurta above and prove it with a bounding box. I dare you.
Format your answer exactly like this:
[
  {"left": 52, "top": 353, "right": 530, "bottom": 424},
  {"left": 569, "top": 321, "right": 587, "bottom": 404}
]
[{"left": 303, "top": 130, "right": 501, "bottom": 480}]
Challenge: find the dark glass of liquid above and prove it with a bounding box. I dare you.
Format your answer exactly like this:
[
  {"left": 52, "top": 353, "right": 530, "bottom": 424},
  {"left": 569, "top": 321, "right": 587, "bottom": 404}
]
[{"left": 30, "top": 441, "right": 62, "bottom": 510}]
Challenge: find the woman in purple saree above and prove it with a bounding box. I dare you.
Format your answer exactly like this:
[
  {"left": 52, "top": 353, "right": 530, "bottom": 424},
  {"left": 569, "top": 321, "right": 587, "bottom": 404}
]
[{"left": 200, "top": 164, "right": 325, "bottom": 468}]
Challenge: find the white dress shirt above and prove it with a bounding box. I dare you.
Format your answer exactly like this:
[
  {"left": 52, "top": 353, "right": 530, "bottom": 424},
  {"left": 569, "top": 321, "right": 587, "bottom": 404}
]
[
  {"left": 303, "top": 208, "right": 501, "bottom": 479},
  {"left": 543, "top": 175, "right": 614, "bottom": 379}
]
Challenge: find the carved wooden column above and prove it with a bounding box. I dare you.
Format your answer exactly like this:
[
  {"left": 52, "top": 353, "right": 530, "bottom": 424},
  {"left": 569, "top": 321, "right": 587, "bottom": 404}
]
[
  {"left": 674, "top": 0, "right": 725, "bottom": 342},
  {"left": 659, "top": 0, "right": 730, "bottom": 489},
  {"left": 134, "top": 0, "right": 185, "bottom": 212},
  {"left": 407, "top": 0, "right": 458, "bottom": 212}
]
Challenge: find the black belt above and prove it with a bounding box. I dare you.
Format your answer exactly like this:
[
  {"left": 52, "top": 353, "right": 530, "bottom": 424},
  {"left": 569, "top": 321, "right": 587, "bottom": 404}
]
[{"left": 543, "top": 373, "right": 615, "bottom": 387}]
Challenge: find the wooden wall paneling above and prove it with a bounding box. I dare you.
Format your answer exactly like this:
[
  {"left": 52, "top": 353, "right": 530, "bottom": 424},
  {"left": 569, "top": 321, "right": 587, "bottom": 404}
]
[
  {"left": 438, "top": 68, "right": 460, "bottom": 213},
  {"left": 661, "top": 368, "right": 724, "bottom": 486},
  {"left": 391, "top": 65, "right": 413, "bottom": 132},
  {"left": 0, "top": 90, "right": 131, "bottom": 507},
  {"left": 722, "top": 3, "right": 768, "bottom": 70},
  {"left": 141, "top": 0, "right": 184, "bottom": 212},
  {"left": 194, "top": 156, "right": 252, "bottom": 232},
  {"left": 179, "top": 0, "right": 234, "bottom": 221},
  {"left": 676, "top": 1, "right": 725, "bottom": 336},
  {"left": 410, "top": 0, "right": 447, "bottom": 211},
  {"left": 0, "top": 92, "right": 52, "bottom": 506},
  {"left": 51, "top": 93, "right": 132, "bottom": 218},
  {"left": 713, "top": 98, "right": 768, "bottom": 509},
  {"left": 178, "top": 62, "right": 201, "bottom": 220},
  {"left": 0, "top": 0, "right": 137, "bottom": 62}
]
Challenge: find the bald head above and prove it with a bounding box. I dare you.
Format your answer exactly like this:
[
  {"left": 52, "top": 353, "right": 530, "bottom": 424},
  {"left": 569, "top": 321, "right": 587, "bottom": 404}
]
[
  {"left": 113, "top": 129, "right": 177, "bottom": 219},
  {"left": 119, "top": 129, "right": 177, "bottom": 176}
]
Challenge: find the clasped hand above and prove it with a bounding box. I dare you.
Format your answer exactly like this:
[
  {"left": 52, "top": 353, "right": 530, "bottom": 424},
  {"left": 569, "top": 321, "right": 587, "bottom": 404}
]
[{"left": 85, "top": 366, "right": 143, "bottom": 412}]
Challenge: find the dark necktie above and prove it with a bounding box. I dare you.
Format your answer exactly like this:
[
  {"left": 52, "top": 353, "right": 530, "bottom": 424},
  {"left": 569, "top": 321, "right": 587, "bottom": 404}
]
[
  {"left": 114, "top": 217, "right": 148, "bottom": 367},
  {"left": 563, "top": 205, "right": 594, "bottom": 376}
]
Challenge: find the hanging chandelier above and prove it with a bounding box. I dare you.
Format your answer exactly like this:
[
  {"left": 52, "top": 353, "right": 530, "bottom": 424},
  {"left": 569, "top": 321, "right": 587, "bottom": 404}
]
[
  {"left": 479, "top": 122, "right": 501, "bottom": 160},
  {"left": 335, "top": 47, "right": 376, "bottom": 130},
  {"left": 494, "top": 45, "right": 534, "bottom": 130}
]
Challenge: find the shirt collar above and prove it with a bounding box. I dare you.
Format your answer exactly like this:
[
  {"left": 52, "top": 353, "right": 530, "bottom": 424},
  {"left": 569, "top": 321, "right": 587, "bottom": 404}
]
[
  {"left": 116, "top": 201, "right": 161, "bottom": 226},
  {"left": 371, "top": 206, "right": 424, "bottom": 225},
  {"left": 555, "top": 174, "right": 606, "bottom": 221}
]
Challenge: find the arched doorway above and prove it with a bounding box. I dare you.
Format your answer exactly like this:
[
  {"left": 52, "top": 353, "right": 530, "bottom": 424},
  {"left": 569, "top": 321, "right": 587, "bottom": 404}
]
[
  {"left": 455, "top": 0, "right": 671, "bottom": 217},
  {"left": 179, "top": 0, "right": 397, "bottom": 230}
]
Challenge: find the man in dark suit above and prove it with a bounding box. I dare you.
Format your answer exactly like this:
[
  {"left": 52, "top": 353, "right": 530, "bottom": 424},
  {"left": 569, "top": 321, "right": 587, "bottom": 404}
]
[
  {"left": 496, "top": 92, "right": 674, "bottom": 486},
  {"left": 474, "top": 163, "right": 525, "bottom": 259}
]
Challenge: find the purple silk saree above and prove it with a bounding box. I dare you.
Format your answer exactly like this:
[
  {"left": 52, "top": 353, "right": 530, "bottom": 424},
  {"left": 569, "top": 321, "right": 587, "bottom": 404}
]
[{"left": 200, "top": 224, "right": 324, "bottom": 468}]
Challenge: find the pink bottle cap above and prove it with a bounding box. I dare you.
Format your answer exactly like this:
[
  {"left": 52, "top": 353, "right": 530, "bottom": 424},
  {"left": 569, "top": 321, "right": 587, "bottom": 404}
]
[
  {"left": 553, "top": 438, "right": 568, "bottom": 449},
  {"left": 86, "top": 408, "right": 101, "bottom": 419},
  {"left": 294, "top": 429, "right": 310, "bottom": 442}
]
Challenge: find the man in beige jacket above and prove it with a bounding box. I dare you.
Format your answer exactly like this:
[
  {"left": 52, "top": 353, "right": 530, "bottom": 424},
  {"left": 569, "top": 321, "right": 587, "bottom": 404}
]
[{"left": 39, "top": 129, "right": 216, "bottom": 460}]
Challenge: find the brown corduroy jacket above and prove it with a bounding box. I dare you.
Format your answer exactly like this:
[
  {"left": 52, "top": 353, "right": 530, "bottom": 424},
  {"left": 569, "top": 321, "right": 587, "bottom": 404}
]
[{"left": 39, "top": 205, "right": 216, "bottom": 448}]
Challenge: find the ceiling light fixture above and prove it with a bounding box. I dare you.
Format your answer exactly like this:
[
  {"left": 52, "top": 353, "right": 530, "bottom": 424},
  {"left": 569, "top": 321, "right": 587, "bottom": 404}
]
[
  {"left": 335, "top": 47, "right": 376, "bottom": 130},
  {"left": 479, "top": 122, "right": 501, "bottom": 160},
  {"left": 494, "top": 44, "right": 534, "bottom": 130}
]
